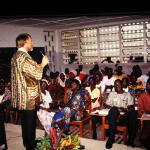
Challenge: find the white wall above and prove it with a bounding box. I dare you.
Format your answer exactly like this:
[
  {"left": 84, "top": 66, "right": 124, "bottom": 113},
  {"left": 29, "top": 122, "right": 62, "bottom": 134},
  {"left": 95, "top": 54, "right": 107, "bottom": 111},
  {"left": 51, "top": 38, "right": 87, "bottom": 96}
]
[{"left": 0, "top": 25, "right": 45, "bottom": 47}]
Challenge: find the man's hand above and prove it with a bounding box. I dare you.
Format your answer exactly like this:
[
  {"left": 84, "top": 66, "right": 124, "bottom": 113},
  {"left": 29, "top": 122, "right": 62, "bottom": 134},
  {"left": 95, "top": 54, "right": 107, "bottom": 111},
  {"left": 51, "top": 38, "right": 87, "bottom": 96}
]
[{"left": 41, "top": 56, "right": 49, "bottom": 68}]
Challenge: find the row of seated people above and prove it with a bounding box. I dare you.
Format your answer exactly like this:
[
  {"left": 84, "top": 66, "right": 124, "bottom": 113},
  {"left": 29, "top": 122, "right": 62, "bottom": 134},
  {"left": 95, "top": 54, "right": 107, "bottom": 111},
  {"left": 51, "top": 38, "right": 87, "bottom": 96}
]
[
  {"left": 39, "top": 75, "right": 148, "bottom": 149},
  {"left": 49, "top": 64, "right": 149, "bottom": 149}
]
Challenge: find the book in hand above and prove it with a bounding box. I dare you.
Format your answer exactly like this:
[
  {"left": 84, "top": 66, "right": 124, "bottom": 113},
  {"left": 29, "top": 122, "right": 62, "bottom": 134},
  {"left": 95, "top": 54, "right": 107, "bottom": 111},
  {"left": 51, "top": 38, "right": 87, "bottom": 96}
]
[{"left": 90, "top": 108, "right": 110, "bottom": 115}]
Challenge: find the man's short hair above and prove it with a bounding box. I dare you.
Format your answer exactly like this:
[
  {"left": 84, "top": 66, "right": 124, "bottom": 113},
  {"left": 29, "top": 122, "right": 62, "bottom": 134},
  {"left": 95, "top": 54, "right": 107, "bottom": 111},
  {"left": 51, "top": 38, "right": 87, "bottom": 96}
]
[{"left": 16, "top": 33, "right": 31, "bottom": 48}]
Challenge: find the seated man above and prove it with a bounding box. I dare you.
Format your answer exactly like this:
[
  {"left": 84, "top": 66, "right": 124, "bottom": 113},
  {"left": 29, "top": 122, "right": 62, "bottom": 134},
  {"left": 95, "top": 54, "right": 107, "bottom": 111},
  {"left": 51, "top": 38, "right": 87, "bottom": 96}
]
[
  {"left": 104, "top": 79, "right": 137, "bottom": 149},
  {"left": 137, "top": 77, "right": 150, "bottom": 150}
]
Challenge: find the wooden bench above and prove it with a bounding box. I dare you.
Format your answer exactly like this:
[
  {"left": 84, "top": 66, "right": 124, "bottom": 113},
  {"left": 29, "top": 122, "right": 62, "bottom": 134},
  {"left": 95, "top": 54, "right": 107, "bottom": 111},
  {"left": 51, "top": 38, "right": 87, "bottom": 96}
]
[
  {"left": 69, "top": 115, "right": 92, "bottom": 137},
  {"left": 102, "top": 115, "right": 127, "bottom": 144}
]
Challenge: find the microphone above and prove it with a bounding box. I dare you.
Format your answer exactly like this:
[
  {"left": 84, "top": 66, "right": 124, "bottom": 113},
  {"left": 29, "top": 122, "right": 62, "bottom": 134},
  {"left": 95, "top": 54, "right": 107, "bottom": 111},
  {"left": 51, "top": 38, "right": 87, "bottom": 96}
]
[
  {"left": 40, "top": 51, "right": 49, "bottom": 64},
  {"left": 40, "top": 51, "right": 45, "bottom": 56}
]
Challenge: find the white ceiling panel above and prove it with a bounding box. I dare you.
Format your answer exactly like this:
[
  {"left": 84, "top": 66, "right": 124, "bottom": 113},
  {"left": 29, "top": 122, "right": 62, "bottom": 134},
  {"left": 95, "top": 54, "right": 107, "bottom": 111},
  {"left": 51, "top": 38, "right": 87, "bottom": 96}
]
[{"left": 0, "top": 15, "right": 150, "bottom": 29}]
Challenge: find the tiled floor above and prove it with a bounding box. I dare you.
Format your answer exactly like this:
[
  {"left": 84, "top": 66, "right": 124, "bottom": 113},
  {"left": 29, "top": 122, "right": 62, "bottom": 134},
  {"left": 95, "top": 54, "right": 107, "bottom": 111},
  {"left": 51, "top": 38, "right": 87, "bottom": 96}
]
[{"left": 5, "top": 123, "right": 145, "bottom": 150}]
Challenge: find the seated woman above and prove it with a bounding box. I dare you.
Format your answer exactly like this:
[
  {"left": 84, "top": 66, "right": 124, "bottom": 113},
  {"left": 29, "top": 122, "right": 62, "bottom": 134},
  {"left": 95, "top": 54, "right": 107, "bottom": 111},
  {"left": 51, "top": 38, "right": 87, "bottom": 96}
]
[
  {"left": 37, "top": 79, "right": 54, "bottom": 134},
  {"left": 64, "top": 78, "right": 90, "bottom": 122}
]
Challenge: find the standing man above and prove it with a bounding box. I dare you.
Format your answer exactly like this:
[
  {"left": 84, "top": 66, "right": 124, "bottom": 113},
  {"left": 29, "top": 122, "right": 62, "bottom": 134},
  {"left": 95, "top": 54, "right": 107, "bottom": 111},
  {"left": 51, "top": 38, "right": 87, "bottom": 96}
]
[{"left": 11, "top": 33, "right": 48, "bottom": 150}]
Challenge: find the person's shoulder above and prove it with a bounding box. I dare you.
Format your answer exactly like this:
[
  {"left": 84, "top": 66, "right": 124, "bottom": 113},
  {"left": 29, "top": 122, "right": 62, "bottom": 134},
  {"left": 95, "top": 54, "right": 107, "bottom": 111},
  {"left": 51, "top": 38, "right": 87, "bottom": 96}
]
[
  {"left": 124, "top": 91, "right": 132, "bottom": 96},
  {"left": 13, "top": 50, "right": 28, "bottom": 60},
  {"left": 138, "top": 92, "right": 149, "bottom": 100},
  {"left": 112, "top": 76, "right": 117, "bottom": 80},
  {"left": 141, "top": 92, "right": 150, "bottom": 97},
  {"left": 109, "top": 91, "right": 116, "bottom": 96},
  {"left": 102, "top": 75, "right": 108, "bottom": 80}
]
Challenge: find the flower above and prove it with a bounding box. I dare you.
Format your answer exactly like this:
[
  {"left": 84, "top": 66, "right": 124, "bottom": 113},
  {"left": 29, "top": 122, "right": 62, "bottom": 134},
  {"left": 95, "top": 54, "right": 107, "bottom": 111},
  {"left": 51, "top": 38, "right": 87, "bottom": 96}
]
[{"left": 36, "top": 128, "right": 85, "bottom": 150}]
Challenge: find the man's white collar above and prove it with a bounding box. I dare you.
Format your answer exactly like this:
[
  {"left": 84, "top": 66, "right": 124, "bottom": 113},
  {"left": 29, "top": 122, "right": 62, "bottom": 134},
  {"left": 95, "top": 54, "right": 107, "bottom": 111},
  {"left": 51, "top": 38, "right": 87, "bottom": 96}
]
[{"left": 18, "top": 47, "right": 28, "bottom": 53}]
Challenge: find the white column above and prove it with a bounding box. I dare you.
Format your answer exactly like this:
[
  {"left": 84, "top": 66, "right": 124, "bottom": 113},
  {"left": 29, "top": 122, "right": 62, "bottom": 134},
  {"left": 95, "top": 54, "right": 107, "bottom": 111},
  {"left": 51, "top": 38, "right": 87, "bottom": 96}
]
[{"left": 55, "top": 30, "right": 63, "bottom": 72}]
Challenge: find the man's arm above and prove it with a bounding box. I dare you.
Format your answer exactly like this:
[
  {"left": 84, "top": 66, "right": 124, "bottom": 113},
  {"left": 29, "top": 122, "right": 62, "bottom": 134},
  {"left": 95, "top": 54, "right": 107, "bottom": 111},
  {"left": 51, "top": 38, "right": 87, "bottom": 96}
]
[
  {"left": 22, "top": 56, "right": 48, "bottom": 80},
  {"left": 137, "top": 94, "right": 145, "bottom": 117}
]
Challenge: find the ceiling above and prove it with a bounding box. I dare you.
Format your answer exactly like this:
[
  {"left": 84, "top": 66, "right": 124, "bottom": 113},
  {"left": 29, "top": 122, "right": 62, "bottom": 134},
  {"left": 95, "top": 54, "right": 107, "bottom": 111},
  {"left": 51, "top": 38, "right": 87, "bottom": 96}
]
[
  {"left": 1, "top": 2, "right": 150, "bottom": 30},
  {"left": 0, "top": 15, "right": 150, "bottom": 30}
]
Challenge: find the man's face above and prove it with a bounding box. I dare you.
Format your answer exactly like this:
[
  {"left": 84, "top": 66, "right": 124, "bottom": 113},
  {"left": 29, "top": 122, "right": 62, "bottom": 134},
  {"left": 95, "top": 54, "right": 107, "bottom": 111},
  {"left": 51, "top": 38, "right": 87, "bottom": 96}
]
[
  {"left": 114, "top": 80, "right": 122, "bottom": 93},
  {"left": 24, "top": 37, "right": 33, "bottom": 51},
  {"left": 60, "top": 73, "right": 65, "bottom": 81},
  {"left": 69, "top": 72, "right": 75, "bottom": 79}
]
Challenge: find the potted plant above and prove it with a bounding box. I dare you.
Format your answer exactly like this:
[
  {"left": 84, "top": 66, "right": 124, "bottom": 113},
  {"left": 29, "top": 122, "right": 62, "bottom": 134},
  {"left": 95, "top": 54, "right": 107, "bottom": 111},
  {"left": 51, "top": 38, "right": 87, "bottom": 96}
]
[
  {"left": 36, "top": 135, "right": 51, "bottom": 150},
  {"left": 36, "top": 128, "right": 85, "bottom": 150}
]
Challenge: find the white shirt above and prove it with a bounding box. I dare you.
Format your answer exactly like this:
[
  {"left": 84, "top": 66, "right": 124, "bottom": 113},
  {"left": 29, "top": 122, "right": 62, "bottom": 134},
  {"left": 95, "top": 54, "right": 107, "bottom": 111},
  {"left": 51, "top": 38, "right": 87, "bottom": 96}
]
[
  {"left": 18, "top": 47, "right": 28, "bottom": 53},
  {"left": 105, "top": 91, "right": 134, "bottom": 109},
  {"left": 123, "top": 87, "right": 129, "bottom": 92},
  {"left": 100, "top": 76, "right": 117, "bottom": 93},
  {"left": 40, "top": 90, "right": 52, "bottom": 108},
  {"left": 138, "top": 74, "right": 149, "bottom": 88}
]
